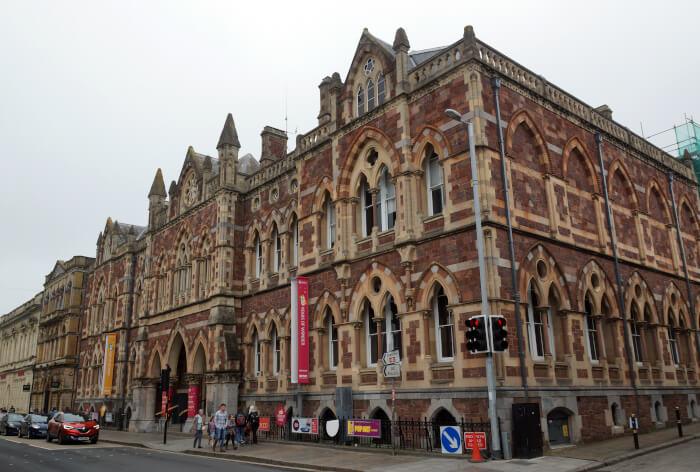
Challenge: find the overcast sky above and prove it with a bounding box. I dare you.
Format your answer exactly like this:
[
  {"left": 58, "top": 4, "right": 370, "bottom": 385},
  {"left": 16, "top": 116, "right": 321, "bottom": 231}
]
[{"left": 0, "top": 0, "right": 698, "bottom": 314}]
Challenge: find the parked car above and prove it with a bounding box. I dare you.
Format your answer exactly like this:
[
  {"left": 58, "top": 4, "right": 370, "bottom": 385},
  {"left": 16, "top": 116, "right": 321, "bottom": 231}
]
[
  {"left": 46, "top": 412, "right": 99, "bottom": 444},
  {"left": 0, "top": 413, "right": 24, "bottom": 435},
  {"left": 19, "top": 414, "right": 49, "bottom": 439}
]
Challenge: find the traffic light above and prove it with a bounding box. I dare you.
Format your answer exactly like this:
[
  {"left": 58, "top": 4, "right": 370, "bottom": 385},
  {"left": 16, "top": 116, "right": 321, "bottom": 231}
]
[
  {"left": 160, "top": 365, "right": 171, "bottom": 393},
  {"left": 465, "top": 315, "right": 489, "bottom": 353},
  {"left": 490, "top": 315, "right": 508, "bottom": 351}
]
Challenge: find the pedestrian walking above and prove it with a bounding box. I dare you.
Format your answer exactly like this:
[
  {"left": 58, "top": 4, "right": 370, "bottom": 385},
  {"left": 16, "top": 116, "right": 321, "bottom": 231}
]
[
  {"left": 224, "top": 414, "right": 235, "bottom": 450},
  {"left": 207, "top": 416, "right": 215, "bottom": 447},
  {"left": 193, "top": 409, "right": 204, "bottom": 449},
  {"left": 234, "top": 408, "right": 247, "bottom": 448},
  {"left": 248, "top": 404, "right": 260, "bottom": 445},
  {"left": 213, "top": 403, "right": 228, "bottom": 452}
]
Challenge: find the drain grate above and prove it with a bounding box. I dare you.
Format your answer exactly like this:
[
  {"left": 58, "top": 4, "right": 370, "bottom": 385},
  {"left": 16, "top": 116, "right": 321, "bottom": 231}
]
[{"left": 509, "top": 460, "right": 534, "bottom": 465}]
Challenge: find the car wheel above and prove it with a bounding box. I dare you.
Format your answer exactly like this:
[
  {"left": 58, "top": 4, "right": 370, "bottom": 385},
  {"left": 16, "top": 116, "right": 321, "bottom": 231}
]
[{"left": 90, "top": 437, "right": 98, "bottom": 444}]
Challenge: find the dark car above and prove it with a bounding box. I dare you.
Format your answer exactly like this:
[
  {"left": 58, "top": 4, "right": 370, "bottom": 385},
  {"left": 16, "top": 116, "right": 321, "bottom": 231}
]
[
  {"left": 47, "top": 412, "right": 99, "bottom": 444},
  {"left": 0, "top": 413, "right": 24, "bottom": 435},
  {"left": 19, "top": 414, "right": 48, "bottom": 439}
]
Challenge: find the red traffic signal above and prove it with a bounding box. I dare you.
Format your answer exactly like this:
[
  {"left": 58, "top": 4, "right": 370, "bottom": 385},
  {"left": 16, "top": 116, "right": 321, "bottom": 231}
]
[
  {"left": 490, "top": 315, "right": 508, "bottom": 351},
  {"left": 466, "top": 315, "right": 488, "bottom": 353}
]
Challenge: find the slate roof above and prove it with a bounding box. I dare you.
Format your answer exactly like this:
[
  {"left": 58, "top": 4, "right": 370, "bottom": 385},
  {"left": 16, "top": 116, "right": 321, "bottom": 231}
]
[{"left": 237, "top": 153, "right": 259, "bottom": 175}]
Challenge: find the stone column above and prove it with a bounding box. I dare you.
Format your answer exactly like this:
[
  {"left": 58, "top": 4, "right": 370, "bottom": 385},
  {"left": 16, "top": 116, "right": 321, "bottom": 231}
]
[
  {"left": 130, "top": 377, "right": 159, "bottom": 432},
  {"left": 205, "top": 373, "right": 239, "bottom": 417},
  {"left": 537, "top": 306, "right": 552, "bottom": 357},
  {"left": 421, "top": 310, "right": 432, "bottom": 362}
]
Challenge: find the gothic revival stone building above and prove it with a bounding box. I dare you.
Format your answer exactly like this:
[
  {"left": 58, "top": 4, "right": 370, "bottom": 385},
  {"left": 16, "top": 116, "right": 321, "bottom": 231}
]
[
  {"left": 72, "top": 26, "right": 700, "bottom": 444},
  {"left": 0, "top": 293, "right": 41, "bottom": 412}
]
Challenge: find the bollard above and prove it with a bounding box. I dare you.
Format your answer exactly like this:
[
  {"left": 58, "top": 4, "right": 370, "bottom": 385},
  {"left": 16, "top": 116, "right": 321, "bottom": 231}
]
[
  {"left": 676, "top": 406, "right": 683, "bottom": 438},
  {"left": 631, "top": 413, "right": 639, "bottom": 450}
]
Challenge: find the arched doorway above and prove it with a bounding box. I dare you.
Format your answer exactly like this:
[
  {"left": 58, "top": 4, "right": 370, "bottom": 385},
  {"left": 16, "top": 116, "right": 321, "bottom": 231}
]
[
  {"left": 547, "top": 409, "right": 571, "bottom": 445},
  {"left": 369, "top": 408, "right": 391, "bottom": 445},
  {"left": 431, "top": 408, "right": 457, "bottom": 450},
  {"left": 192, "top": 343, "right": 207, "bottom": 414},
  {"left": 319, "top": 408, "right": 337, "bottom": 440}
]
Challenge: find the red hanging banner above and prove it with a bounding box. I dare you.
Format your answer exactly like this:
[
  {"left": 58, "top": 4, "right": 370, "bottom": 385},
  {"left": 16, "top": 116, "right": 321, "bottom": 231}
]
[
  {"left": 297, "top": 276, "right": 309, "bottom": 384},
  {"left": 187, "top": 386, "right": 199, "bottom": 417}
]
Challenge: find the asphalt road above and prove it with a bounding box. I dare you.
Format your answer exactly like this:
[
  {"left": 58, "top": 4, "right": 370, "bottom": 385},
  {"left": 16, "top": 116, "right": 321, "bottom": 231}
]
[
  {"left": 0, "top": 435, "right": 316, "bottom": 472},
  {"left": 602, "top": 438, "right": 700, "bottom": 472}
]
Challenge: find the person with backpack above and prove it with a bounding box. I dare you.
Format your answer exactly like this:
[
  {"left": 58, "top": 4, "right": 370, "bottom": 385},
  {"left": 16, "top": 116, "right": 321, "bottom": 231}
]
[
  {"left": 247, "top": 404, "right": 260, "bottom": 445},
  {"left": 234, "top": 408, "right": 247, "bottom": 448}
]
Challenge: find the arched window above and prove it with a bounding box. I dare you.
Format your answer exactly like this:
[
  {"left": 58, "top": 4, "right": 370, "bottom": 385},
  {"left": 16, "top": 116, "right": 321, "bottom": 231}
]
[
  {"left": 289, "top": 215, "right": 298, "bottom": 267},
  {"left": 253, "top": 327, "right": 261, "bottom": 376},
  {"left": 272, "top": 225, "right": 280, "bottom": 273},
  {"left": 425, "top": 145, "right": 444, "bottom": 216},
  {"left": 630, "top": 305, "right": 643, "bottom": 363},
  {"left": 367, "top": 79, "right": 375, "bottom": 111},
  {"left": 328, "top": 310, "right": 338, "bottom": 370},
  {"left": 433, "top": 285, "right": 454, "bottom": 361},
  {"left": 360, "top": 176, "right": 373, "bottom": 237},
  {"left": 271, "top": 324, "right": 280, "bottom": 376},
  {"left": 357, "top": 86, "right": 365, "bottom": 116},
  {"left": 254, "top": 232, "right": 262, "bottom": 278},
  {"left": 584, "top": 293, "right": 599, "bottom": 361},
  {"left": 175, "top": 243, "right": 191, "bottom": 305},
  {"left": 364, "top": 300, "right": 379, "bottom": 366},
  {"left": 378, "top": 167, "right": 396, "bottom": 231},
  {"left": 198, "top": 254, "right": 210, "bottom": 299},
  {"left": 601, "top": 296, "right": 616, "bottom": 361},
  {"left": 324, "top": 196, "right": 335, "bottom": 249},
  {"left": 668, "top": 311, "right": 680, "bottom": 366},
  {"left": 526, "top": 283, "right": 546, "bottom": 359},
  {"left": 384, "top": 294, "right": 401, "bottom": 355},
  {"left": 377, "top": 73, "right": 385, "bottom": 105},
  {"left": 611, "top": 403, "right": 620, "bottom": 426},
  {"left": 643, "top": 304, "right": 658, "bottom": 363}
]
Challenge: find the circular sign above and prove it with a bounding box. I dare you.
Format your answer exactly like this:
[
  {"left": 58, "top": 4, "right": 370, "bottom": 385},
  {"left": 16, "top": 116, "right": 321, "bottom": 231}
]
[
  {"left": 292, "top": 419, "right": 300, "bottom": 431},
  {"left": 275, "top": 406, "right": 287, "bottom": 426}
]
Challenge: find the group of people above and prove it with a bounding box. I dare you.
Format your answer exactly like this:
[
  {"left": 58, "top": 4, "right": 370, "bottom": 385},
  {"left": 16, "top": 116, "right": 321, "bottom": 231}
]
[{"left": 192, "top": 403, "right": 260, "bottom": 452}]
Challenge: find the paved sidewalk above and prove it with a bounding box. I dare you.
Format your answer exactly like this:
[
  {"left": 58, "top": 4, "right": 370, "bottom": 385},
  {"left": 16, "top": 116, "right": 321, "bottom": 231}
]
[{"left": 99, "top": 423, "right": 699, "bottom": 472}]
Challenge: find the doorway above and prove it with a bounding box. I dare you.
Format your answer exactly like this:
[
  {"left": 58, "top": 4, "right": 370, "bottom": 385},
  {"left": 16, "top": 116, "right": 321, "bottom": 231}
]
[{"left": 547, "top": 409, "right": 571, "bottom": 445}]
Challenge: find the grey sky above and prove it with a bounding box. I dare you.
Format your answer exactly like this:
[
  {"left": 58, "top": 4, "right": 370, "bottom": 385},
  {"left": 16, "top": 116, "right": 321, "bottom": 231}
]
[{"left": 1, "top": 0, "right": 698, "bottom": 314}]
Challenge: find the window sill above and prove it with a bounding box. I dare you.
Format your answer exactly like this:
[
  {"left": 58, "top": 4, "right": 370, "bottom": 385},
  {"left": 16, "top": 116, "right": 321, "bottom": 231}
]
[
  {"left": 320, "top": 247, "right": 334, "bottom": 255},
  {"left": 423, "top": 213, "right": 444, "bottom": 223}
]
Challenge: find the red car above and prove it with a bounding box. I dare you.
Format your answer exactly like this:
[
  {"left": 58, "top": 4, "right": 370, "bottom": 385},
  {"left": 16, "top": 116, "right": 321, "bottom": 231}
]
[{"left": 47, "top": 412, "right": 99, "bottom": 444}]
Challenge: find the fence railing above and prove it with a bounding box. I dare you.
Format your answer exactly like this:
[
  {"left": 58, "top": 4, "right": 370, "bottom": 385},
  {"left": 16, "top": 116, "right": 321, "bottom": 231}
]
[{"left": 257, "top": 416, "right": 492, "bottom": 455}]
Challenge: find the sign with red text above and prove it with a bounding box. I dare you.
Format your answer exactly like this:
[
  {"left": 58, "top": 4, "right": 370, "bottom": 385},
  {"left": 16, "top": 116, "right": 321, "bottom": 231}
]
[
  {"left": 297, "top": 276, "right": 309, "bottom": 384},
  {"left": 346, "top": 419, "right": 381, "bottom": 438},
  {"left": 161, "top": 391, "right": 168, "bottom": 416},
  {"left": 187, "top": 386, "right": 199, "bottom": 417},
  {"left": 291, "top": 417, "right": 318, "bottom": 435},
  {"left": 258, "top": 416, "right": 270, "bottom": 432},
  {"left": 464, "top": 431, "right": 486, "bottom": 450},
  {"left": 276, "top": 407, "right": 287, "bottom": 426}
]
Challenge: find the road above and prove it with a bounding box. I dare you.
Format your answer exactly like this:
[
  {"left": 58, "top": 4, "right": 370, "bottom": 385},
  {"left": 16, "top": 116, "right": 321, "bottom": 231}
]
[
  {"left": 0, "top": 435, "right": 316, "bottom": 472},
  {"left": 602, "top": 438, "right": 699, "bottom": 472}
]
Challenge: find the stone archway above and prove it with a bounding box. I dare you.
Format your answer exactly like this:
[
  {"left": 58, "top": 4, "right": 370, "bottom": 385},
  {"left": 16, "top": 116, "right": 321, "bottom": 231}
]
[{"left": 547, "top": 408, "right": 572, "bottom": 445}]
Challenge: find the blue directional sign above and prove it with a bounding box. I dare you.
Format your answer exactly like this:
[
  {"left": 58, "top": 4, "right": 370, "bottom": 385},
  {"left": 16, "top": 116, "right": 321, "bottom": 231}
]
[{"left": 440, "top": 425, "right": 463, "bottom": 454}]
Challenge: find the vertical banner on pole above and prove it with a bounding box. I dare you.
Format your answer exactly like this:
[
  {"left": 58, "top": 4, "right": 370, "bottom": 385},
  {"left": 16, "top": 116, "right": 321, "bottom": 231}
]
[
  {"left": 187, "top": 386, "right": 199, "bottom": 417},
  {"left": 290, "top": 278, "right": 299, "bottom": 384},
  {"left": 297, "top": 276, "right": 309, "bottom": 384},
  {"left": 102, "top": 333, "right": 117, "bottom": 396}
]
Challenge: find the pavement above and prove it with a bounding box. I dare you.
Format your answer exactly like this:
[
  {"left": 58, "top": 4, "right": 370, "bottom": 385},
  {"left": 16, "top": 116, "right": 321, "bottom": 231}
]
[{"left": 96, "top": 421, "right": 700, "bottom": 472}]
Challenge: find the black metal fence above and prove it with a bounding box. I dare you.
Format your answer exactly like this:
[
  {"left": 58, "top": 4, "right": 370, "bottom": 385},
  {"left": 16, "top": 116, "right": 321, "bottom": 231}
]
[{"left": 257, "top": 416, "right": 492, "bottom": 456}]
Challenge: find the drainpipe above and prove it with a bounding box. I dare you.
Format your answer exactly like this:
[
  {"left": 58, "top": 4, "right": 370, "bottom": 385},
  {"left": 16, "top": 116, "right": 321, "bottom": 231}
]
[
  {"left": 121, "top": 252, "right": 136, "bottom": 430},
  {"left": 491, "top": 77, "right": 528, "bottom": 400},
  {"left": 667, "top": 172, "right": 700, "bottom": 361},
  {"left": 595, "top": 134, "right": 640, "bottom": 418}
]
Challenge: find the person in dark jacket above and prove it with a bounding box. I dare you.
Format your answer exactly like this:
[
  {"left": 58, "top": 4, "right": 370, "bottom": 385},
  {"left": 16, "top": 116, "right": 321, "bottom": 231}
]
[
  {"left": 234, "top": 409, "right": 247, "bottom": 448},
  {"left": 247, "top": 404, "right": 260, "bottom": 444}
]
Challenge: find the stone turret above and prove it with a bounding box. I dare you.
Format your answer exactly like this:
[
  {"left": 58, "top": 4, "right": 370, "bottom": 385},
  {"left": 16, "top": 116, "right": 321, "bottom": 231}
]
[
  {"left": 148, "top": 168, "right": 167, "bottom": 230},
  {"left": 393, "top": 27, "right": 410, "bottom": 94},
  {"left": 217, "top": 113, "right": 240, "bottom": 187}
]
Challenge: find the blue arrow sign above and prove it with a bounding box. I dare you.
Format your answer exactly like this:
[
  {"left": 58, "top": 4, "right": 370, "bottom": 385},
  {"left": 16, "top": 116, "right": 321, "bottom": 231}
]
[{"left": 440, "top": 426, "right": 463, "bottom": 454}]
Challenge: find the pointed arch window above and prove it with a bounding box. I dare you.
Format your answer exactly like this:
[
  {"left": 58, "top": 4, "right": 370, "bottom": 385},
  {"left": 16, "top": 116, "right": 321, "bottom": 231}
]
[
  {"left": 325, "top": 196, "right": 336, "bottom": 249},
  {"left": 384, "top": 294, "right": 401, "bottom": 356},
  {"left": 253, "top": 327, "right": 261, "bottom": 376},
  {"left": 290, "top": 215, "right": 298, "bottom": 267},
  {"left": 425, "top": 145, "right": 444, "bottom": 216},
  {"left": 271, "top": 325, "right": 280, "bottom": 375},
  {"left": 367, "top": 79, "right": 375, "bottom": 111},
  {"left": 668, "top": 311, "right": 680, "bottom": 366},
  {"left": 630, "top": 305, "right": 644, "bottom": 363},
  {"left": 361, "top": 176, "right": 374, "bottom": 237},
  {"left": 364, "top": 301, "right": 380, "bottom": 366},
  {"left": 584, "top": 293, "right": 599, "bottom": 361},
  {"left": 254, "top": 232, "right": 262, "bottom": 278},
  {"left": 377, "top": 73, "right": 385, "bottom": 105},
  {"left": 433, "top": 285, "right": 454, "bottom": 361},
  {"left": 327, "top": 310, "right": 338, "bottom": 370},
  {"left": 198, "top": 255, "right": 210, "bottom": 299},
  {"left": 272, "top": 225, "right": 281, "bottom": 273},
  {"left": 357, "top": 85, "right": 365, "bottom": 116},
  {"left": 526, "top": 283, "right": 547, "bottom": 360},
  {"left": 378, "top": 167, "right": 396, "bottom": 231}
]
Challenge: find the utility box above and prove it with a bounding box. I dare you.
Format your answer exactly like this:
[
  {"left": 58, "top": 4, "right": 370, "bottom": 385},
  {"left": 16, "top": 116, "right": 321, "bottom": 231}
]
[{"left": 501, "top": 431, "right": 512, "bottom": 459}]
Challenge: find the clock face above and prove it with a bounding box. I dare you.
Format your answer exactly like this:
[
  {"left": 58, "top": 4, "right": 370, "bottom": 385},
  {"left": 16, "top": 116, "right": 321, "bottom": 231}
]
[{"left": 184, "top": 175, "right": 198, "bottom": 206}]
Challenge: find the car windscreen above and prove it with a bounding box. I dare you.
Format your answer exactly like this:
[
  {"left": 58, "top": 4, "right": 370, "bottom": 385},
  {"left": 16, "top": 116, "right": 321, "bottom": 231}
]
[
  {"left": 62, "top": 414, "right": 86, "bottom": 422},
  {"left": 8, "top": 414, "right": 24, "bottom": 422},
  {"left": 30, "top": 415, "right": 48, "bottom": 423}
]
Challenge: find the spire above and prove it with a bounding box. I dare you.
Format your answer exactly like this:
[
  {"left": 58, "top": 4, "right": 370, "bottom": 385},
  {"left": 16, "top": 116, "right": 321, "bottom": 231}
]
[
  {"left": 148, "top": 168, "right": 167, "bottom": 198},
  {"left": 217, "top": 113, "right": 241, "bottom": 149},
  {"left": 393, "top": 27, "right": 410, "bottom": 51}
]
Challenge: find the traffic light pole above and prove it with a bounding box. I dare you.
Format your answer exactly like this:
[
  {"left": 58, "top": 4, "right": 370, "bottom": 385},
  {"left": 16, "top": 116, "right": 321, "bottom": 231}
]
[{"left": 466, "top": 119, "right": 502, "bottom": 459}]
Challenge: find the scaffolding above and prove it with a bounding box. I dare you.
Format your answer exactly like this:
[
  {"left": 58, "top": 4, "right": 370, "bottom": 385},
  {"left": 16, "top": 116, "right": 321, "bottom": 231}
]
[{"left": 674, "top": 120, "right": 700, "bottom": 196}]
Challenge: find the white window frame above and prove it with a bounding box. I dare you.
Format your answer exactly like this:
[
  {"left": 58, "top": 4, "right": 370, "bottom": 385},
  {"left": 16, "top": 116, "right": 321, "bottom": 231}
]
[
  {"left": 325, "top": 198, "right": 335, "bottom": 249},
  {"left": 254, "top": 234, "right": 261, "bottom": 278},
  {"left": 433, "top": 288, "right": 454, "bottom": 362},
  {"left": 291, "top": 217, "right": 298, "bottom": 267},
  {"left": 377, "top": 73, "right": 385, "bottom": 105},
  {"left": 526, "top": 286, "right": 546, "bottom": 360},
  {"left": 253, "top": 329, "right": 260, "bottom": 376},
  {"left": 273, "top": 226, "right": 280, "bottom": 272},
  {"left": 378, "top": 167, "right": 396, "bottom": 232},
  {"left": 668, "top": 313, "right": 680, "bottom": 366},
  {"left": 584, "top": 296, "right": 599, "bottom": 362},
  {"left": 384, "top": 295, "right": 401, "bottom": 355},
  {"left": 329, "top": 314, "right": 338, "bottom": 370},
  {"left": 367, "top": 78, "right": 375, "bottom": 111},
  {"left": 426, "top": 152, "right": 444, "bottom": 216},
  {"left": 361, "top": 179, "right": 373, "bottom": 237},
  {"left": 365, "top": 303, "right": 378, "bottom": 367},
  {"left": 630, "top": 317, "right": 644, "bottom": 364},
  {"left": 272, "top": 326, "right": 280, "bottom": 375}
]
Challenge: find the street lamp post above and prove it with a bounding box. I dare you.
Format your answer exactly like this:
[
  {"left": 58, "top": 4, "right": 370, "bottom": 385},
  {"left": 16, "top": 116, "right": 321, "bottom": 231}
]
[{"left": 445, "top": 109, "right": 502, "bottom": 459}]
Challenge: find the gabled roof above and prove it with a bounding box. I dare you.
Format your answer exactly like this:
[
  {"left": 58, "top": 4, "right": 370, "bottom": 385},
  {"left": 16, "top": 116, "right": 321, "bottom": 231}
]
[{"left": 408, "top": 46, "right": 449, "bottom": 69}]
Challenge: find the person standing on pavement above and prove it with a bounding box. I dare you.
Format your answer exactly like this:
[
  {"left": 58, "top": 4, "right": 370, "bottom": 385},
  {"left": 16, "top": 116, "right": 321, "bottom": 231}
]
[
  {"left": 213, "top": 403, "right": 228, "bottom": 452},
  {"left": 234, "top": 408, "right": 247, "bottom": 448},
  {"left": 208, "top": 415, "right": 216, "bottom": 447},
  {"left": 248, "top": 404, "right": 260, "bottom": 445},
  {"left": 193, "top": 409, "right": 204, "bottom": 449}
]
